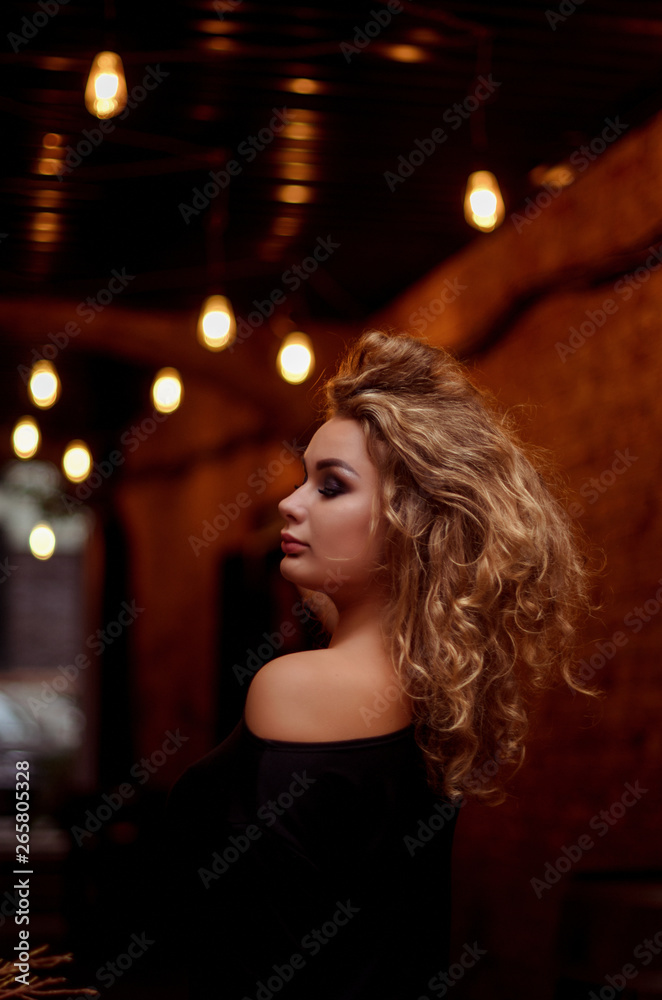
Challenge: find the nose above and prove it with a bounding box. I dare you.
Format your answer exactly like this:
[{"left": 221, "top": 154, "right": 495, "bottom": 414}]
[{"left": 278, "top": 485, "right": 303, "bottom": 522}]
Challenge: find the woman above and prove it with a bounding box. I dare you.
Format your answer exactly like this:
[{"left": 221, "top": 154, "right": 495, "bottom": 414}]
[{"left": 166, "top": 330, "right": 593, "bottom": 999}]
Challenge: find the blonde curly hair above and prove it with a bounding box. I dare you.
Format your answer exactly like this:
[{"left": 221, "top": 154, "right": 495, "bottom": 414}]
[{"left": 319, "top": 329, "right": 595, "bottom": 803}]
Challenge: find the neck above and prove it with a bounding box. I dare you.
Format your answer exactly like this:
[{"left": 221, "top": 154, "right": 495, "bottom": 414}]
[{"left": 327, "top": 584, "right": 390, "bottom": 663}]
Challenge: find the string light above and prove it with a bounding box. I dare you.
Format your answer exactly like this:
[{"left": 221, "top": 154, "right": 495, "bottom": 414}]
[
  {"left": 62, "top": 441, "right": 92, "bottom": 483},
  {"left": 152, "top": 368, "right": 183, "bottom": 413},
  {"left": 85, "top": 51, "right": 128, "bottom": 119},
  {"left": 29, "top": 361, "right": 60, "bottom": 409},
  {"left": 530, "top": 163, "right": 575, "bottom": 190},
  {"left": 12, "top": 417, "right": 40, "bottom": 459},
  {"left": 277, "top": 332, "right": 315, "bottom": 384},
  {"left": 464, "top": 170, "right": 505, "bottom": 232},
  {"left": 29, "top": 523, "right": 56, "bottom": 561},
  {"left": 197, "top": 295, "right": 236, "bottom": 351}
]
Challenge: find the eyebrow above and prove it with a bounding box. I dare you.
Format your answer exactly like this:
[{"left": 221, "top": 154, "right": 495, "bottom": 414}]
[{"left": 301, "top": 455, "right": 360, "bottom": 478}]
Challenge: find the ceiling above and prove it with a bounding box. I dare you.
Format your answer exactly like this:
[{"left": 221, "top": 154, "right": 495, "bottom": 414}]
[{"left": 2, "top": 0, "right": 662, "bottom": 449}]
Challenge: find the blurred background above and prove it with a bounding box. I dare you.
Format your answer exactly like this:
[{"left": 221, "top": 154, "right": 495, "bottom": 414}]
[{"left": 0, "top": 1, "right": 661, "bottom": 997}]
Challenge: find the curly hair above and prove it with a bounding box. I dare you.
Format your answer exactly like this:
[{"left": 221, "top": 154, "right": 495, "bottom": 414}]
[{"left": 319, "top": 329, "right": 596, "bottom": 804}]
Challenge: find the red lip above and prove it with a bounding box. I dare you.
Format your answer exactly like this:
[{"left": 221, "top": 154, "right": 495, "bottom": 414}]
[
  {"left": 281, "top": 532, "right": 307, "bottom": 545},
  {"left": 281, "top": 532, "right": 308, "bottom": 554}
]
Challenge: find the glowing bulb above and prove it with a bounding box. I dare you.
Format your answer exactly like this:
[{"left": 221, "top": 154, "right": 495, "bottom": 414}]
[
  {"left": 277, "top": 185, "right": 311, "bottom": 204},
  {"left": 537, "top": 163, "right": 574, "bottom": 190},
  {"left": 152, "top": 368, "right": 183, "bottom": 413},
  {"left": 85, "top": 51, "right": 128, "bottom": 119},
  {"left": 12, "top": 417, "right": 40, "bottom": 459},
  {"left": 286, "top": 78, "right": 320, "bottom": 94},
  {"left": 29, "top": 523, "right": 56, "bottom": 560},
  {"left": 95, "top": 73, "right": 119, "bottom": 99},
  {"left": 63, "top": 440, "right": 92, "bottom": 482},
  {"left": 197, "top": 295, "right": 236, "bottom": 351},
  {"left": 464, "top": 171, "right": 505, "bottom": 232},
  {"left": 278, "top": 332, "right": 315, "bottom": 385},
  {"left": 381, "top": 44, "right": 427, "bottom": 62},
  {"left": 470, "top": 188, "right": 497, "bottom": 217},
  {"left": 29, "top": 360, "right": 60, "bottom": 408}
]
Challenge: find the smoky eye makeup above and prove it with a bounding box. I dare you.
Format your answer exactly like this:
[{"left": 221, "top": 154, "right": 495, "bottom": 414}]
[
  {"left": 317, "top": 476, "right": 345, "bottom": 496},
  {"left": 293, "top": 474, "right": 346, "bottom": 495},
  {"left": 294, "top": 458, "right": 348, "bottom": 495}
]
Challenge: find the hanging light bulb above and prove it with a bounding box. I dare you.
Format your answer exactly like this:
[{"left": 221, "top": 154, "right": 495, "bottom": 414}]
[
  {"left": 29, "top": 523, "right": 56, "bottom": 561},
  {"left": 152, "top": 368, "right": 183, "bottom": 413},
  {"left": 29, "top": 360, "right": 60, "bottom": 409},
  {"left": 12, "top": 417, "right": 40, "bottom": 459},
  {"left": 63, "top": 440, "right": 92, "bottom": 483},
  {"left": 464, "top": 170, "right": 505, "bottom": 232},
  {"left": 277, "top": 332, "right": 315, "bottom": 385},
  {"left": 85, "top": 51, "right": 128, "bottom": 119},
  {"left": 197, "top": 295, "right": 236, "bottom": 351}
]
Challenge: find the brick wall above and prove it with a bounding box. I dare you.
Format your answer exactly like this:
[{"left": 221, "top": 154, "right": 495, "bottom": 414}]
[{"left": 443, "top": 276, "right": 662, "bottom": 998}]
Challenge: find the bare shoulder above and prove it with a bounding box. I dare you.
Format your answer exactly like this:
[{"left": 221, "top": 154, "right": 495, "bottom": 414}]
[
  {"left": 244, "top": 651, "right": 334, "bottom": 741},
  {"left": 244, "top": 649, "right": 412, "bottom": 742}
]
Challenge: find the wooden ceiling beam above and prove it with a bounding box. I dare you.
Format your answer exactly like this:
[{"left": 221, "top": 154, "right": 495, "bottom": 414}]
[{"left": 0, "top": 295, "right": 354, "bottom": 434}]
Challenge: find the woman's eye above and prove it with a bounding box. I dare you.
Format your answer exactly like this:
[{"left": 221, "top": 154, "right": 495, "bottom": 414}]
[
  {"left": 293, "top": 476, "right": 343, "bottom": 496},
  {"left": 318, "top": 478, "right": 343, "bottom": 497}
]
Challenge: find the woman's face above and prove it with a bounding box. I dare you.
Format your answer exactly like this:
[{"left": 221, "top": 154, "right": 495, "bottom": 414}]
[{"left": 278, "top": 416, "right": 386, "bottom": 607}]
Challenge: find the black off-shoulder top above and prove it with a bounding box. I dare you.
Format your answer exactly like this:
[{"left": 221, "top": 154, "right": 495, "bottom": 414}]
[{"left": 165, "top": 715, "right": 458, "bottom": 1000}]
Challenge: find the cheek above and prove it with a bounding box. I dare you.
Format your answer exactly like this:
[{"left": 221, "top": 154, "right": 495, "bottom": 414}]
[{"left": 315, "top": 499, "right": 375, "bottom": 554}]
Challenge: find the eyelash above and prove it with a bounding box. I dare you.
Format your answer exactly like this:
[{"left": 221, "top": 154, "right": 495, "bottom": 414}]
[{"left": 293, "top": 476, "right": 343, "bottom": 497}]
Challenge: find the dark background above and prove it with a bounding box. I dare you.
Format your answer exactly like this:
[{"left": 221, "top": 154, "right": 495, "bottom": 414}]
[{"left": 1, "top": 2, "right": 661, "bottom": 997}]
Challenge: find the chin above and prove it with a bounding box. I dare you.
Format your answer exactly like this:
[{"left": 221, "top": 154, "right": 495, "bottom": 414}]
[
  {"left": 279, "top": 557, "right": 323, "bottom": 590},
  {"left": 279, "top": 554, "right": 307, "bottom": 578}
]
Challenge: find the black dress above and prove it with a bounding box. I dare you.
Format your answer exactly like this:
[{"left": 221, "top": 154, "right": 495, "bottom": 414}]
[{"left": 165, "top": 716, "right": 458, "bottom": 1000}]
